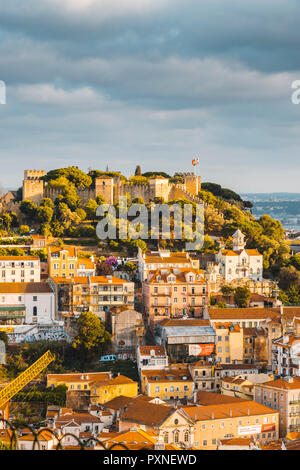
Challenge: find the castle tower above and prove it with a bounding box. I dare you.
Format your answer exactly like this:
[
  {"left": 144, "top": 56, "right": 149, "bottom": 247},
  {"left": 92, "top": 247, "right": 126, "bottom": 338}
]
[
  {"left": 94, "top": 175, "right": 114, "bottom": 205},
  {"left": 22, "top": 170, "right": 46, "bottom": 204},
  {"left": 183, "top": 172, "right": 201, "bottom": 196},
  {"left": 232, "top": 229, "right": 246, "bottom": 251},
  {"left": 149, "top": 176, "right": 170, "bottom": 202}
]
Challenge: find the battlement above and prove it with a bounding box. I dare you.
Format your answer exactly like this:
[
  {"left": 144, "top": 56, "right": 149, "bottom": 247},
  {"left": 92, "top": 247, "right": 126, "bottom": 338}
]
[{"left": 24, "top": 170, "right": 46, "bottom": 180}]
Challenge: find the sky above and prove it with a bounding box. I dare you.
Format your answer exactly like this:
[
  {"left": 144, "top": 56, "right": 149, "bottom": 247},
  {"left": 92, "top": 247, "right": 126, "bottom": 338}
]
[{"left": 1, "top": 0, "right": 300, "bottom": 192}]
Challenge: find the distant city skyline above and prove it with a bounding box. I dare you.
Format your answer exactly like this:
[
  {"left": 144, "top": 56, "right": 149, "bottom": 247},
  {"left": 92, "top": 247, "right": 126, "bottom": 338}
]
[{"left": 1, "top": 1, "right": 300, "bottom": 192}]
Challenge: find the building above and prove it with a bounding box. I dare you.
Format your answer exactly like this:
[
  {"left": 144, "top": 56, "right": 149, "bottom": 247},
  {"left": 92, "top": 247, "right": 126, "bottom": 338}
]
[
  {"left": 137, "top": 345, "right": 168, "bottom": 374},
  {"left": 48, "top": 246, "right": 95, "bottom": 278},
  {"left": 96, "top": 428, "right": 180, "bottom": 450},
  {"left": 0, "top": 255, "right": 40, "bottom": 283},
  {"left": 184, "top": 400, "right": 279, "bottom": 450},
  {"left": 243, "top": 327, "right": 268, "bottom": 365},
  {"left": 117, "top": 399, "right": 195, "bottom": 449},
  {"left": 215, "top": 230, "right": 263, "bottom": 282},
  {"left": 188, "top": 361, "right": 216, "bottom": 393},
  {"left": 18, "top": 429, "right": 58, "bottom": 450},
  {"left": 254, "top": 376, "right": 300, "bottom": 437},
  {"left": 141, "top": 365, "right": 194, "bottom": 402},
  {"left": 49, "top": 275, "right": 134, "bottom": 321},
  {"left": 155, "top": 318, "right": 216, "bottom": 363},
  {"left": 272, "top": 335, "right": 300, "bottom": 377},
  {"left": 214, "top": 322, "right": 243, "bottom": 364},
  {"left": 221, "top": 376, "right": 254, "bottom": 400},
  {"left": 138, "top": 248, "right": 199, "bottom": 282},
  {"left": 47, "top": 372, "right": 138, "bottom": 405},
  {"left": 0, "top": 282, "right": 55, "bottom": 325},
  {"left": 142, "top": 267, "right": 208, "bottom": 325},
  {"left": 106, "top": 306, "right": 144, "bottom": 356}
]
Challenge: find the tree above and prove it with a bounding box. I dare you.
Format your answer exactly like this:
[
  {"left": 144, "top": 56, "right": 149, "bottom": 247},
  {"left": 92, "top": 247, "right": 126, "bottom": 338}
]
[
  {"left": 72, "top": 312, "right": 111, "bottom": 358},
  {"left": 279, "top": 266, "right": 300, "bottom": 291},
  {"left": 84, "top": 199, "right": 98, "bottom": 220},
  {"left": 234, "top": 286, "right": 251, "bottom": 308},
  {"left": 19, "top": 225, "right": 30, "bottom": 235},
  {"left": 221, "top": 285, "right": 235, "bottom": 297}
]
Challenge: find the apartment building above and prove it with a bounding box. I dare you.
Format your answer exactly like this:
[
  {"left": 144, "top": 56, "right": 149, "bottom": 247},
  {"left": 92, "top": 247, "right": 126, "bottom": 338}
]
[
  {"left": 47, "top": 371, "right": 138, "bottom": 404},
  {"left": 138, "top": 248, "right": 199, "bottom": 282},
  {"left": 49, "top": 275, "right": 134, "bottom": 321},
  {"left": 188, "top": 361, "right": 216, "bottom": 392},
  {"left": 106, "top": 306, "right": 144, "bottom": 355},
  {"left": 141, "top": 365, "right": 194, "bottom": 402},
  {"left": 117, "top": 399, "right": 195, "bottom": 449},
  {"left": 221, "top": 376, "right": 253, "bottom": 400},
  {"left": 142, "top": 267, "right": 208, "bottom": 325},
  {"left": 184, "top": 401, "right": 279, "bottom": 450},
  {"left": 155, "top": 318, "right": 216, "bottom": 363},
  {"left": 214, "top": 322, "right": 243, "bottom": 364},
  {"left": 272, "top": 335, "right": 300, "bottom": 377},
  {"left": 137, "top": 345, "right": 168, "bottom": 374},
  {"left": 254, "top": 376, "right": 300, "bottom": 437},
  {"left": 0, "top": 255, "right": 40, "bottom": 283},
  {"left": 48, "top": 246, "right": 95, "bottom": 278},
  {"left": 0, "top": 282, "right": 55, "bottom": 324}
]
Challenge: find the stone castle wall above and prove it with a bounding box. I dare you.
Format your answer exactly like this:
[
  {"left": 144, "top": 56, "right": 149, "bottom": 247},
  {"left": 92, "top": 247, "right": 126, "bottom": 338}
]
[{"left": 21, "top": 170, "right": 202, "bottom": 206}]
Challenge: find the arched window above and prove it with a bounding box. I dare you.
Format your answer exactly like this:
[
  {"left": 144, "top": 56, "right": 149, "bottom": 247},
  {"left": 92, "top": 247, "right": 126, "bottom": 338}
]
[
  {"left": 164, "top": 433, "right": 169, "bottom": 444},
  {"left": 174, "top": 431, "right": 179, "bottom": 443},
  {"left": 184, "top": 431, "right": 189, "bottom": 442}
]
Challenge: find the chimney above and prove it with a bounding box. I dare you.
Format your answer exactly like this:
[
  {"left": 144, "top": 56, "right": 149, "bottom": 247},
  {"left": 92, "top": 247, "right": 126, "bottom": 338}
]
[
  {"left": 280, "top": 305, "right": 283, "bottom": 316},
  {"left": 229, "top": 408, "right": 232, "bottom": 417},
  {"left": 247, "top": 408, "right": 250, "bottom": 416}
]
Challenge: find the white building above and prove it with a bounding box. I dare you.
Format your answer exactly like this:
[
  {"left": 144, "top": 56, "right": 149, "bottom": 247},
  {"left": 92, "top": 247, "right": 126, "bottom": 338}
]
[
  {"left": 137, "top": 345, "right": 168, "bottom": 374},
  {"left": 215, "top": 230, "right": 263, "bottom": 282},
  {"left": 272, "top": 335, "right": 300, "bottom": 377},
  {"left": 0, "top": 282, "right": 55, "bottom": 324},
  {"left": 0, "top": 255, "right": 40, "bottom": 283}
]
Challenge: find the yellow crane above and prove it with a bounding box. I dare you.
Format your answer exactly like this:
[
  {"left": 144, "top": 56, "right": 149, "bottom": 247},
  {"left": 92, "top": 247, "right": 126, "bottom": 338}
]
[{"left": 0, "top": 350, "right": 55, "bottom": 413}]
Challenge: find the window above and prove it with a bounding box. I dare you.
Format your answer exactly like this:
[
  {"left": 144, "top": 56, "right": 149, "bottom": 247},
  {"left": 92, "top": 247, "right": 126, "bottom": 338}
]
[
  {"left": 33, "top": 306, "right": 37, "bottom": 317},
  {"left": 184, "top": 431, "right": 189, "bottom": 442},
  {"left": 33, "top": 296, "right": 37, "bottom": 302},
  {"left": 203, "top": 440, "right": 207, "bottom": 446}
]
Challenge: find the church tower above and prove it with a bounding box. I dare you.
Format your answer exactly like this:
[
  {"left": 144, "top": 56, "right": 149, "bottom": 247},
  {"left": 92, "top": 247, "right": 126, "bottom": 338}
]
[{"left": 232, "top": 229, "right": 246, "bottom": 251}]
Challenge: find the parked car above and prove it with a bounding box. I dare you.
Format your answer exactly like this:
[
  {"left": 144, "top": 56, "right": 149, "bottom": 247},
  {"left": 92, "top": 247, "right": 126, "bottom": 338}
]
[{"left": 99, "top": 354, "right": 116, "bottom": 362}]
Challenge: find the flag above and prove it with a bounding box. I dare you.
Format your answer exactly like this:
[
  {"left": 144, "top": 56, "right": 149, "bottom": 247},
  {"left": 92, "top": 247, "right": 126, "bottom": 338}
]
[{"left": 192, "top": 158, "right": 199, "bottom": 166}]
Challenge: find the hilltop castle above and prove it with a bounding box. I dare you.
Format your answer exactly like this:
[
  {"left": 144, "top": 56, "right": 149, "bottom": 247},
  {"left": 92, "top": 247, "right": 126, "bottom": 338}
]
[{"left": 21, "top": 170, "right": 201, "bottom": 205}]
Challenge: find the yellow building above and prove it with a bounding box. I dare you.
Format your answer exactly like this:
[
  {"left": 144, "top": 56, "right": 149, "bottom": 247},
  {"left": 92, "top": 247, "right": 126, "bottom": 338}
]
[
  {"left": 221, "top": 376, "right": 253, "bottom": 400},
  {"left": 215, "top": 322, "right": 243, "bottom": 364},
  {"left": 141, "top": 365, "right": 194, "bottom": 401},
  {"left": 184, "top": 400, "right": 279, "bottom": 450},
  {"left": 48, "top": 246, "right": 95, "bottom": 278},
  {"left": 47, "top": 371, "right": 138, "bottom": 404}
]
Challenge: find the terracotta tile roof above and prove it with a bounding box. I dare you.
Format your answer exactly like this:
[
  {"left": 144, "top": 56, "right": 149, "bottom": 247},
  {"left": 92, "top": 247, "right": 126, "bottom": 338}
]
[
  {"left": 184, "top": 400, "right": 277, "bottom": 421},
  {"left": 142, "top": 367, "right": 192, "bottom": 383},
  {"left": 77, "top": 258, "right": 95, "bottom": 269},
  {"left": 195, "top": 391, "right": 248, "bottom": 405},
  {"left": 0, "top": 282, "right": 53, "bottom": 294},
  {"left": 49, "top": 246, "right": 77, "bottom": 257},
  {"left": 147, "top": 267, "right": 206, "bottom": 284},
  {"left": 219, "top": 437, "right": 254, "bottom": 446},
  {"left": 50, "top": 275, "right": 129, "bottom": 285},
  {"left": 0, "top": 255, "right": 40, "bottom": 261},
  {"left": 101, "top": 395, "right": 153, "bottom": 411},
  {"left": 101, "top": 429, "right": 180, "bottom": 450},
  {"left": 209, "top": 307, "right": 280, "bottom": 320},
  {"left": 47, "top": 372, "right": 111, "bottom": 384},
  {"left": 139, "top": 345, "right": 167, "bottom": 356},
  {"left": 219, "top": 363, "right": 258, "bottom": 370},
  {"left": 158, "top": 318, "right": 210, "bottom": 327},
  {"left": 257, "top": 376, "right": 300, "bottom": 390},
  {"left": 18, "top": 429, "right": 56, "bottom": 442},
  {"left": 120, "top": 401, "right": 177, "bottom": 427},
  {"left": 220, "top": 249, "right": 238, "bottom": 256}
]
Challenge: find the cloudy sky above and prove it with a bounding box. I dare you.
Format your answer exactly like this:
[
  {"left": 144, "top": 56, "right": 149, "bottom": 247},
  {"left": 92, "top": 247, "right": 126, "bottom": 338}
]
[{"left": 0, "top": 0, "right": 300, "bottom": 192}]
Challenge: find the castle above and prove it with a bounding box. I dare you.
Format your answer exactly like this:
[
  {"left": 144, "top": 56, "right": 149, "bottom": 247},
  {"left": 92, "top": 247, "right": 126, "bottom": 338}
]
[{"left": 21, "top": 170, "right": 201, "bottom": 206}]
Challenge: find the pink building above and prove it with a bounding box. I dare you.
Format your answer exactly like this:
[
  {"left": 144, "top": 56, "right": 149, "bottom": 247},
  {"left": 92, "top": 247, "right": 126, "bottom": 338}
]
[{"left": 142, "top": 268, "right": 209, "bottom": 328}]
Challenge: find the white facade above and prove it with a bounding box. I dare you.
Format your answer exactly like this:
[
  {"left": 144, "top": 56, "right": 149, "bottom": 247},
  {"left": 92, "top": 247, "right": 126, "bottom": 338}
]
[
  {"left": 137, "top": 345, "right": 169, "bottom": 374},
  {"left": 215, "top": 230, "right": 263, "bottom": 282},
  {"left": 0, "top": 256, "right": 40, "bottom": 283},
  {"left": 0, "top": 283, "right": 55, "bottom": 324},
  {"left": 272, "top": 335, "right": 300, "bottom": 377}
]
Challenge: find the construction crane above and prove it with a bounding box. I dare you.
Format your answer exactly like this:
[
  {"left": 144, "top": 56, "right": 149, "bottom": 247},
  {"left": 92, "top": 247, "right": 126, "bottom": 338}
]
[{"left": 0, "top": 350, "right": 55, "bottom": 420}]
